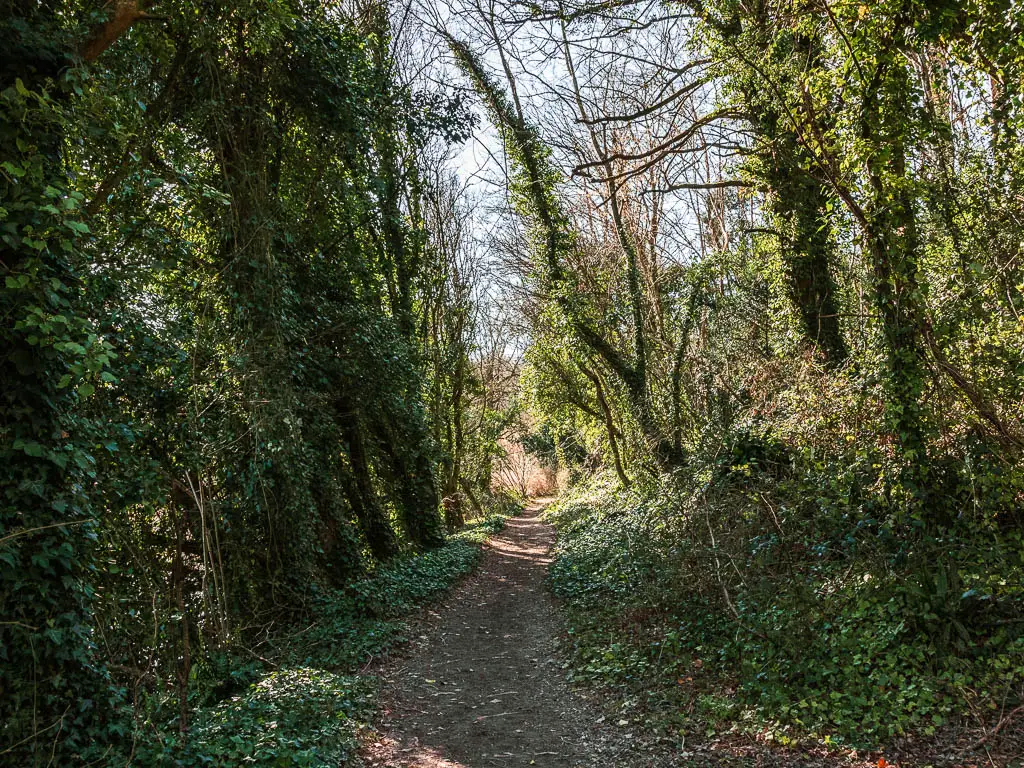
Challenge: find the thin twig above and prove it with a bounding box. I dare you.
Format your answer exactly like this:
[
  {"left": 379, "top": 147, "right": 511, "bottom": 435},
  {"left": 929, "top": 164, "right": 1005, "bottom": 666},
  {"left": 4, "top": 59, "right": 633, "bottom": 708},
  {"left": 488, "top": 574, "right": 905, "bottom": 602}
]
[{"left": 961, "top": 703, "right": 1024, "bottom": 755}]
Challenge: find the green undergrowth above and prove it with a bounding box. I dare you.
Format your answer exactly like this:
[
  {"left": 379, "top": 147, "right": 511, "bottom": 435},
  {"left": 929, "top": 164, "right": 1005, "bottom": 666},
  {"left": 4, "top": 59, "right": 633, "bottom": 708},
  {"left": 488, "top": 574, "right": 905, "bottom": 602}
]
[
  {"left": 286, "top": 511, "right": 512, "bottom": 669},
  {"left": 126, "top": 509, "right": 513, "bottom": 767},
  {"left": 546, "top": 469, "right": 1024, "bottom": 752}
]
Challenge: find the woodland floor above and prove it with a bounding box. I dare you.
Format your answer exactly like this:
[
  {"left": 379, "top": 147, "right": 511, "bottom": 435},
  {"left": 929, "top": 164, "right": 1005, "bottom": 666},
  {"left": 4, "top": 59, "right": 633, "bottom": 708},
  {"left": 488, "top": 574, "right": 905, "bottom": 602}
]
[{"left": 357, "top": 503, "right": 1014, "bottom": 768}]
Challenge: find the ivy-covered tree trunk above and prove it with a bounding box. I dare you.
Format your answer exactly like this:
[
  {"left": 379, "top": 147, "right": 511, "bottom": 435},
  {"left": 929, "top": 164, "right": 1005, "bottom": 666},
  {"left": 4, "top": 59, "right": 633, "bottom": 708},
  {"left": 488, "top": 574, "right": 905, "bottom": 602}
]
[
  {"left": 207, "top": 36, "right": 314, "bottom": 585},
  {"left": 374, "top": 412, "right": 446, "bottom": 549},
  {"left": 865, "top": 164, "right": 928, "bottom": 464},
  {"left": 339, "top": 413, "right": 399, "bottom": 560},
  {"left": 861, "top": 47, "right": 929, "bottom": 489},
  {"left": 313, "top": 477, "right": 367, "bottom": 585},
  {"left": 741, "top": 22, "right": 847, "bottom": 364},
  {"left": 579, "top": 361, "right": 630, "bottom": 487},
  {"left": 0, "top": 13, "right": 113, "bottom": 761},
  {"left": 366, "top": 29, "right": 446, "bottom": 546},
  {"left": 770, "top": 155, "right": 847, "bottom": 363},
  {"left": 757, "top": 126, "right": 843, "bottom": 364},
  {"left": 443, "top": 352, "right": 468, "bottom": 530}
]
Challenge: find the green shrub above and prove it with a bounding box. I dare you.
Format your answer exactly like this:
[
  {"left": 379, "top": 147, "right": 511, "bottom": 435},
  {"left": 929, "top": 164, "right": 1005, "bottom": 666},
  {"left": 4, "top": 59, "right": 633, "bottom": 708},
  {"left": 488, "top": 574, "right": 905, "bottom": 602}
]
[
  {"left": 189, "top": 669, "right": 371, "bottom": 767},
  {"left": 130, "top": 669, "right": 372, "bottom": 767}
]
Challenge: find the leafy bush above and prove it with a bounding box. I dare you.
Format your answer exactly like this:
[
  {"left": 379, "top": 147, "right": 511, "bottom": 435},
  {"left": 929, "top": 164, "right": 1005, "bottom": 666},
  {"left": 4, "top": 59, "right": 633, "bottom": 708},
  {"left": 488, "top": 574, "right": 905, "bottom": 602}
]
[
  {"left": 292, "top": 512, "right": 510, "bottom": 668},
  {"left": 174, "top": 669, "right": 372, "bottom": 768}
]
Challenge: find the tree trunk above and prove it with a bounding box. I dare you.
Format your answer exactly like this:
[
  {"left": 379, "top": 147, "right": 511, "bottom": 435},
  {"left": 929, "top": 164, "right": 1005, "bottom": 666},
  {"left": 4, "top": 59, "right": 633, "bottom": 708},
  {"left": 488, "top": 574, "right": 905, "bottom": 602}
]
[
  {"left": 580, "top": 362, "right": 630, "bottom": 487},
  {"left": 340, "top": 415, "right": 399, "bottom": 560}
]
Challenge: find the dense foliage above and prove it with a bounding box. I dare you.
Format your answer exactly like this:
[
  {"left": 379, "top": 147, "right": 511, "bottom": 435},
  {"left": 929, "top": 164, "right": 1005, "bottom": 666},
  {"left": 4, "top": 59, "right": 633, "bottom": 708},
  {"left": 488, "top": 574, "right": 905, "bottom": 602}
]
[
  {"left": 0, "top": 0, "right": 513, "bottom": 763},
  {"left": 548, "top": 474, "right": 1023, "bottom": 747}
]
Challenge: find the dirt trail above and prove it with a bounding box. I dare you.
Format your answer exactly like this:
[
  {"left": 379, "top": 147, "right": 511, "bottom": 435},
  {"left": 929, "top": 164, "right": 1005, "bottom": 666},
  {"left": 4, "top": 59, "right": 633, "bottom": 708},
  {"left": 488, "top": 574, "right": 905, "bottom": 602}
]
[{"left": 363, "top": 500, "right": 662, "bottom": 768}]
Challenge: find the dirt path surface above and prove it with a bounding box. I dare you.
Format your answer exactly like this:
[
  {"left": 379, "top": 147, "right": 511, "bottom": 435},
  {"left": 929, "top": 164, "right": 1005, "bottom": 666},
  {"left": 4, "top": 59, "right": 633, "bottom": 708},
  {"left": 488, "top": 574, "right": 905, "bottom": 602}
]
[{"left": 362, "top": 500, "right": 663, "bottom": 768}]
